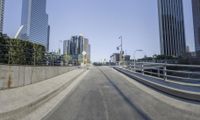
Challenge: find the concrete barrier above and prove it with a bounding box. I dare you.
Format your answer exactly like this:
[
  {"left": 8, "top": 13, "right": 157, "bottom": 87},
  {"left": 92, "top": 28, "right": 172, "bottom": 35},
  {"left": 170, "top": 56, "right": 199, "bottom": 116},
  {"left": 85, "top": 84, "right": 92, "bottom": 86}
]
[
  {"left": 0, "top": 69, "right": 87, "bottom": 120},
  {"left": 114, "top": 67, "right": 200, "bottom": 102},
  {"left": 0, "top": 65, "right": 78, "bottom": 90}
]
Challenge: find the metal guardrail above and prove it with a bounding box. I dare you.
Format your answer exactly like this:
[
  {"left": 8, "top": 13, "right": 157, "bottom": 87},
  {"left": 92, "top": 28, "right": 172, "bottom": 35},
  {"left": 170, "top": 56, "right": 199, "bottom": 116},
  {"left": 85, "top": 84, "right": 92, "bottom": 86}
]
[{"left": 123, "top": 62, "right": 200, "bottom": 82}]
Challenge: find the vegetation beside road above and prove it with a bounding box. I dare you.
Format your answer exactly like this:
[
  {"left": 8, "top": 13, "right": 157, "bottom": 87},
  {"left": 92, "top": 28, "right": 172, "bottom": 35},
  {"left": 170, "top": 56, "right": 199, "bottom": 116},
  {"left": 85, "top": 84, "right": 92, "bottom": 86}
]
[{"left": 0, "top": 36, "right": 45, "bottom": 65}]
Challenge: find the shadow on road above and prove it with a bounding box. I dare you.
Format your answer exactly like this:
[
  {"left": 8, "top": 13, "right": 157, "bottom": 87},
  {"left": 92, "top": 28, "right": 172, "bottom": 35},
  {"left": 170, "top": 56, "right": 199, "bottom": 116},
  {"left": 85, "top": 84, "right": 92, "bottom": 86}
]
[{"left": 98, "top": 67, "right": 152, "bottom": 120}]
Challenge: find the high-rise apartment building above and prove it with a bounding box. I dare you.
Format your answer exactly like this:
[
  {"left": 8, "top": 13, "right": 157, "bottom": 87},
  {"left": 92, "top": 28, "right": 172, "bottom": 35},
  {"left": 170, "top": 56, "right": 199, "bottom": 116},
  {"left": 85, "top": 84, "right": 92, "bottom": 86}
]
[
  {"left": 16, "top": 0, "right": 49, "bottom": 49},
  {"left": 158, "top": 0, "right": 186, "bottom": 57},
  {"left": 0, "top": 0, "right": 4, "bottom": 33},
  {"left": 192, "top": 0, "right": 200, "bottom": 54}
]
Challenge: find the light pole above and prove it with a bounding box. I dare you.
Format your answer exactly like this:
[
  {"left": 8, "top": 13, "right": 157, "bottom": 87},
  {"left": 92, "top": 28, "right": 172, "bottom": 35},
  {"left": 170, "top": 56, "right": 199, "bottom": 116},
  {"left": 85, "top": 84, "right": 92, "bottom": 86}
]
[
  {"left": 133, "top": 49, "right": 143, "bottom": 71},
  {"left": 117, "top": 36, "right": 124, "bottom": 65},
  {"left": 82, "top": 51, "right": 87, "bottom": 65}
]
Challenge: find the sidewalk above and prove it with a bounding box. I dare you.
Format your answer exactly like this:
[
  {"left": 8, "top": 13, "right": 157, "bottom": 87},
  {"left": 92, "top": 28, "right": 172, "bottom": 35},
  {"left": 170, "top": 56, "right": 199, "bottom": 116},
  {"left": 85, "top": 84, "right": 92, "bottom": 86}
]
[{"left": 0, "top": 68, "right": 86, "bottom": 120}]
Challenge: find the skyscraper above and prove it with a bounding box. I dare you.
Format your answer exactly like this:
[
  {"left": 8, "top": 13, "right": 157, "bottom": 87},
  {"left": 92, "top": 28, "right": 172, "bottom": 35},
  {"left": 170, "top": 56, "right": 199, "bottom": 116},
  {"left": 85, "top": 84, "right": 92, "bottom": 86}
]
[
  {"left": 87, "top": 44, "right": 91, "bottom": 62},
  {"left": 16, "top": 0, "right": 49, "bottom": 49},
  {"left": 47, "top": 25, "right": 50, "bottom": 52},
  {"left": 158, "top": 0, "right": 186, "bottom": 57},
  {"left": 63, "top": 40, "right": 71, "bottom": 55},
  {"left": 192, "top": 0, "right": 200, "bottom": 54},
  {"left": 63, "top": 35, "right": 91, "bottom": 63},
  {"left": 0, "top": 0, "right": 4, "bottom": 33}
]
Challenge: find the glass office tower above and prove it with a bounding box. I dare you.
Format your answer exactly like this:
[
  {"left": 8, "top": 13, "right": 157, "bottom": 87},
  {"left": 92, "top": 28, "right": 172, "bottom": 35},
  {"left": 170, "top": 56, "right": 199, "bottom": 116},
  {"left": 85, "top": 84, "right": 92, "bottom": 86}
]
[
  {"left": 158, "top": 0, "right": 186, "bottom": 57},
  {"left": 192, "top": 0, "right": 200, "bottom": 54},
  {"left": 63, "top": 35, "right": 91, "bottom": 63},
  {"left": 0, "top": 0, "right": 4, "bottom": 33},
  {"left": 17, "top": 0, "right": 49, "bottom": 49}
]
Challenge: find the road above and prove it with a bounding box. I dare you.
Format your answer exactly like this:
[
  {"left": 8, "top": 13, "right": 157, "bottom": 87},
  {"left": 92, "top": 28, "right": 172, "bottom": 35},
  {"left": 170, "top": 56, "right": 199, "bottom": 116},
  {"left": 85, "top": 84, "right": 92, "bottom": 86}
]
[{"left": 46, "top": 66, "right": 200, "bottom": 120}]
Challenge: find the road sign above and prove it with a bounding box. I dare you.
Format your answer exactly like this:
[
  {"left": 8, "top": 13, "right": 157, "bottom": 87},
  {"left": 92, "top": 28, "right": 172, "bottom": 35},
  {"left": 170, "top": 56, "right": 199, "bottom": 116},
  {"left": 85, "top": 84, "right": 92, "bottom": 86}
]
[{"left": 82, "top": 51, "right": 87, "bottom": 55}]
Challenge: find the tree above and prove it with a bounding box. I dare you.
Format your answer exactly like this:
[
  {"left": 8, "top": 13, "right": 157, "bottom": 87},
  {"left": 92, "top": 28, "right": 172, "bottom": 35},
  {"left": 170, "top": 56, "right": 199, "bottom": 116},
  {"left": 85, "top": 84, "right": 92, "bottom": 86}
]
[
  {"left": 63, "top": 54, "right": 72, "bottom": 65},
  {"left": 0, "top": 36, "right": 9, "bottom": 63},
  {"left": 0, "top": 37, "right": 45, "bottom": 65}
]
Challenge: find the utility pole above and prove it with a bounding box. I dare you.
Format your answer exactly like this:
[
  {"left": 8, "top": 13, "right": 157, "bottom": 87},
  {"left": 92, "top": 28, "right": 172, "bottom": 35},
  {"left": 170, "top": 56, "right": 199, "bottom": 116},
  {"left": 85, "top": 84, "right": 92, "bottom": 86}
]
[
  {"left": 117, "top": 36, "right": 124, "bottom": 65},
  {"left": 133, "top": 49, "right": 143, "bottom": 71}
]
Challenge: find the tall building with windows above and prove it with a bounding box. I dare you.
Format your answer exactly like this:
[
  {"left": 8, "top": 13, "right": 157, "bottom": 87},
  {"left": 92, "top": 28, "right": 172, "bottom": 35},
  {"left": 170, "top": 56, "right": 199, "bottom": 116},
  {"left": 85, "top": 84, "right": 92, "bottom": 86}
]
[
  {"left": 192, "top": 0, "right": 200, "bottom": 55},
  {"left": 16, "top": 0, "right": 49, "bottom": 49},
  {"left": 158, "top": 0, "right": 186, "bottom": 57},
  {"left": 87, "top": 44, "right": 91, "bottom": 62},
  {"left": 0, "top": 0, "right": 5, "bottom": 33},
  {"left": 63, "top": 40, "right": 71, "bottom": 55},
  {"left": 110, "top": 53, "right": 120, "bottom": 63},
  {"left": 47, "top": 25, "right": 50, "bottom": 51},
  {"left": 63, "top": 35, "right": 91, "bottom": 63}
]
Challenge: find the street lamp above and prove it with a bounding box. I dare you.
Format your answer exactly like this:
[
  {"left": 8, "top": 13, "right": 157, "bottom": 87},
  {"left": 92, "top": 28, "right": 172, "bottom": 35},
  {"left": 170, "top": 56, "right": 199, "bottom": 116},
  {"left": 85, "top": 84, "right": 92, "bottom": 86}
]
[
  {"left": 133, "top": 49, "right": 144, "bottom": 71},
  {"left": 82, "top": 51, "right": 87, "bottom": 65},
  {"left": 116, "top": 36, "right": 124, "bottom": 65}
]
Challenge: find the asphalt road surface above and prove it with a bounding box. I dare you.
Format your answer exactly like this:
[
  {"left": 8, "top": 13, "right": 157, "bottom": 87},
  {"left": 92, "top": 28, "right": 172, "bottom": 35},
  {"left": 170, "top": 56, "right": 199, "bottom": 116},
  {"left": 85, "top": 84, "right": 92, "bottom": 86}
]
[{"left": 46, "top": 66, "right": 200, "bottom": 120}]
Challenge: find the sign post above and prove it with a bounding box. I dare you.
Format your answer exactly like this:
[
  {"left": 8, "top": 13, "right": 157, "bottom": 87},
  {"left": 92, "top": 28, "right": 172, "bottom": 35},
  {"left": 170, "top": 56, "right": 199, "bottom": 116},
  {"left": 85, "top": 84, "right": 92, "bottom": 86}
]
[{"left": 82, "top": 51, "right": 87, "bottom": 65}]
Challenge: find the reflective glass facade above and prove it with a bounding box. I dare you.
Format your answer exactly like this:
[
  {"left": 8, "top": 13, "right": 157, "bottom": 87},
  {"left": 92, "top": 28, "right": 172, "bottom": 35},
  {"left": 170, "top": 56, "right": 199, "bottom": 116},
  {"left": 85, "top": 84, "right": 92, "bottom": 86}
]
[
  {"left": 63, "top": 35, "right": 91, "bottom": 62},
  {"left": 0, "top": 0, "right": 4, "bottom": 33},
  {"left": 192, "top": 0, "right": 200, "bottom": 53},
  {"left": 63, "top": 40, "right": 71, "bottom": 55},
  {"left": 158, "top": 0, "right": 186, "bottom": 57},
  {"left": 19, "top": 0, "right": 49, "bottom": 48}
]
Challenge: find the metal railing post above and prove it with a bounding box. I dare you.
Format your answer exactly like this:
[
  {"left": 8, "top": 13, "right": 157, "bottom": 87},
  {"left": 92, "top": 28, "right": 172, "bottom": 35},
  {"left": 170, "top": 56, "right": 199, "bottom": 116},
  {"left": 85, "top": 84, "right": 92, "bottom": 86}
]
[
  {"left": 163, "top": 64, "right": 167, "bottom": 81},
  {"left": 131, "top": 63, "right": 134, "bottom": 71},
  {"left": 134, "top": 60, "right": 136, "bottom": 71},
  {"left": 157, "top": 68, "right": 160, "bottom": 77},
  {"left": 142, "top": 63, "right": 144, "bottom": 75}
]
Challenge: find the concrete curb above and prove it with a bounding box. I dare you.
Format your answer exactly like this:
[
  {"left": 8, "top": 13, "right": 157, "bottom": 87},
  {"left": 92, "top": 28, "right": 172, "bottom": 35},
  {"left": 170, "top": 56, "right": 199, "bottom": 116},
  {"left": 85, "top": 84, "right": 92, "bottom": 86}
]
[
  {"left": 114, "top": 67, "right": 200, "bottom": 102},
  {"left": 23, "top": 69, "right": 90, "bottom": 120},
  {"left": 0, "top": 69, "right": 86, "bottom": 120},
  {"left": 39, "top": 70, "right": 89, "bottom": 120}
]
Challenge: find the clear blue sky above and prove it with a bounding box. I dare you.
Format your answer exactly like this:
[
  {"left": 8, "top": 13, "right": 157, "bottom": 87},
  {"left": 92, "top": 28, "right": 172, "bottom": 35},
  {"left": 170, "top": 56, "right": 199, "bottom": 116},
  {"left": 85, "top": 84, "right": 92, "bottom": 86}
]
[{"left": 4, "top": 0, "right": 194, "bottom": 62}]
